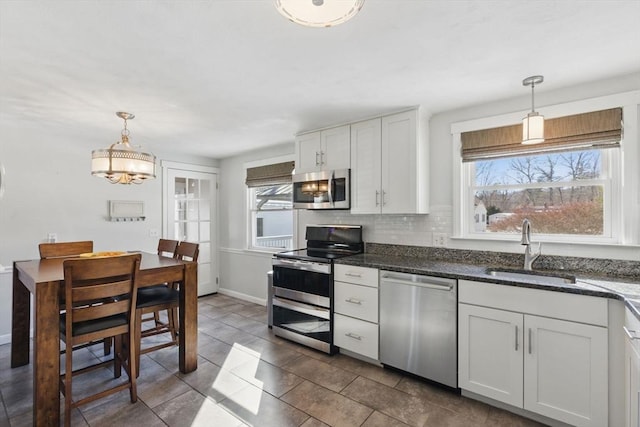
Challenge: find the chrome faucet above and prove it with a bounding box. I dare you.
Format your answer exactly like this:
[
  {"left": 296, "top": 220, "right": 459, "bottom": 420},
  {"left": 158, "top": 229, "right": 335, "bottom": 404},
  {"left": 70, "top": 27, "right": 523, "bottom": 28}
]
[{"left": 521, "top": 218, "right": 541, "bottom": 270}]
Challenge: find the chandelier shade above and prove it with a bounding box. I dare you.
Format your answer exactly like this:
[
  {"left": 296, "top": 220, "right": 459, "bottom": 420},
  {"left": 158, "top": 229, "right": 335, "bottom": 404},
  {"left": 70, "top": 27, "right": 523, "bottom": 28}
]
[
  {"left": 91, "top": 112, "right": 156, "bottom": 184},
  {"left": 274, "top": 0, "right": 365, "bottom": 28}
]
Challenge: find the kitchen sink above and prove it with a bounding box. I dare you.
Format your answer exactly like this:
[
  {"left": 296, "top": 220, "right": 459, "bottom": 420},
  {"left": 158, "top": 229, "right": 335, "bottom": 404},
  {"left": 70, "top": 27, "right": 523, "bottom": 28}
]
[{"left": 486, "top": 268, "right": 576, "bottom": 285}]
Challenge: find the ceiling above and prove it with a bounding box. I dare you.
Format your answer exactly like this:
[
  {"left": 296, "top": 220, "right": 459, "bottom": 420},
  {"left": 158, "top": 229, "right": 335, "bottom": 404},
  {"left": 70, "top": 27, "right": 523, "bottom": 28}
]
[{"left": 1, "top": 0, "right": 639, "bottom": 159}]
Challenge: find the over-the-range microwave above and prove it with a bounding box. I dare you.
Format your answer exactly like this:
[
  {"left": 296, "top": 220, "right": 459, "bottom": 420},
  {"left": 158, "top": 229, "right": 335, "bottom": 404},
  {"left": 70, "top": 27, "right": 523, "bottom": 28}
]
[{"left": 292, "top": 169, "right": 350, "bottom": 210}]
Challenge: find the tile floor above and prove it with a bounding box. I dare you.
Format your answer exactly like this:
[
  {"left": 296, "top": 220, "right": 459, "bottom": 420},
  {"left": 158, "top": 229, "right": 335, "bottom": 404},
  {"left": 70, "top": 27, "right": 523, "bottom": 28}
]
[{"left": 0, "top": 293, "right": 548, "bottom": 426}]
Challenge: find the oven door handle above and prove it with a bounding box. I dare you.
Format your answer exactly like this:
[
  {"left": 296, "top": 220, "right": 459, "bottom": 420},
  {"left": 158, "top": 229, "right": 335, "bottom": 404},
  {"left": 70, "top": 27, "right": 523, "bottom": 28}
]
[{"left": 273, "top": 297, "right": 330, "bottom": 320}]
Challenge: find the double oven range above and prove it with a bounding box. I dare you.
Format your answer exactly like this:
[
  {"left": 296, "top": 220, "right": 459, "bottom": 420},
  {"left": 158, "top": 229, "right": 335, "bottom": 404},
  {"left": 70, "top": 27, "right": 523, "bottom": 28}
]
[{"left": 271, "top": 225, "right": 363, "bottom": 354}]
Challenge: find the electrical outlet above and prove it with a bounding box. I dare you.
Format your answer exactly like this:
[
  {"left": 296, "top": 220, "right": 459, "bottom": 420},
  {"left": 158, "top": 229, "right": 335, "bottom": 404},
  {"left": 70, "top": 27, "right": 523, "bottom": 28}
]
[
  {"left": 149, "top": 229, "right": 159, "bottom": 238},
  {"left": 47, "top": 233, "right": 57, "bottom": 243},
  {"left": 432, "top": 233, "right": 447, "bottom": 247}
]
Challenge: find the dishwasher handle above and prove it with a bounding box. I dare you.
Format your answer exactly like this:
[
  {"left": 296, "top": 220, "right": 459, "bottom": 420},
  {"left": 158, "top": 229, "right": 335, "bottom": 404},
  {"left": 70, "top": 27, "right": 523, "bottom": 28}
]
[{"left": 380, "top": 272, "right": 454, "bottom": 291}]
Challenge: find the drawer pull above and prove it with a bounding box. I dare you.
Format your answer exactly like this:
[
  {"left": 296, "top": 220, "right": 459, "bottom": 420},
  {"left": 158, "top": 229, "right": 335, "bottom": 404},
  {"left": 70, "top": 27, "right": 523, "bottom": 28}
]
[
  {"left": 345, "top": 332, "right": 362, "bottom": 341},
  {"left": 345, "top": 272, "right": 362, "bottom": 278},
  {"left": 624, "top": 326, "right": 639, "bottom": 340},
  {"left": 515, "top": 325, "right": 519, "bottom": 351},
  {"left": 345, "top": 297, "right": 362, "bottom": 305}
]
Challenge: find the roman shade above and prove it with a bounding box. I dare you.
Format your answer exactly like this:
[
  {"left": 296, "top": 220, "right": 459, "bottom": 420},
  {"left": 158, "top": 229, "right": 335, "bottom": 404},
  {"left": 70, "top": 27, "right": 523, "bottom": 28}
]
[
  {"left": 245, "top": 161, "right": 295, "bottom": 187},
  {"left": 461, "top": 108, "right": 623, "bottom": 162}
]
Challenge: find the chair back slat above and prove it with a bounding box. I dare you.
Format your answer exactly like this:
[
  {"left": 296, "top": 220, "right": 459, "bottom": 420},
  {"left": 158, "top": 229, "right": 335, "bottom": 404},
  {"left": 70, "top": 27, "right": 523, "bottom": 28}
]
[
  {"left": 39, "top": 241, "right": 93, "bottom": 259},
  {"left": 175, "top": 241, "right": 199, "bottom": 262},
  {"left": 72, "top": 279, "right": 131, "bottom": 302},
  {"left": 157, "top": 239, "right": 179, "bottom": 257},
  {"left": 63, "top": 254, "right": 141, "bottom": 337},
  {"left": 72, "top": 300, "right": 131, "bottom": 323}
]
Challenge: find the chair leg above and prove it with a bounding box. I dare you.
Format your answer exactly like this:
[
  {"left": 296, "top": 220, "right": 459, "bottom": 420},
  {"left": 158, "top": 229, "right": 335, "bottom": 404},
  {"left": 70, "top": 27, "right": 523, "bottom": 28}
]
[
  {"left": 168, "top": 307, "right": 178, "bottom": 343},
  {"left": 135, "top": 309, "right": 142, "bottom": 378},
  {"left": 64, "top": 340, "right": 73, "bottom": 427},
  {"left": 127, "top": 331, "right": 138, "bottom": 403},
  {"left": 103, "top": 337, "right": 112, "bottom": 355},
  {"left": 114, "top": 335, "right": 123, "bottom": 378}
]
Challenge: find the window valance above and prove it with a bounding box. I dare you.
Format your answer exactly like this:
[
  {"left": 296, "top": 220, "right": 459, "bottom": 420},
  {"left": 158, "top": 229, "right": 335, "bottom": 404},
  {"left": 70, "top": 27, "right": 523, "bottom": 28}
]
[
  {"left": 461, "top": 107, "right": 623, "bottom": 161},
  {"left": 245, "top": 161, "right": 295, "bottom": 187}
]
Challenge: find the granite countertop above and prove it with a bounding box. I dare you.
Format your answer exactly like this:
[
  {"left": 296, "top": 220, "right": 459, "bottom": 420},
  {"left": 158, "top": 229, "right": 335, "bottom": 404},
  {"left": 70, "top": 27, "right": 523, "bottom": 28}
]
[{"left": 336, "top": 252, "right": 640, "bottom": 320}]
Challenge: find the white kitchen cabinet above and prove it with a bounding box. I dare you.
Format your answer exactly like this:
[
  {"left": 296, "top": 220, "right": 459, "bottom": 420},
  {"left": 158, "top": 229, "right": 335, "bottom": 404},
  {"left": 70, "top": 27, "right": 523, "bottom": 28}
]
[
  {"left": 350, "top": 109, "right": 428, "bottom": 214},
  {"left": 333, "top": 265, "right": 379, "bottom": 360},
  {"left": 626, "top": 308, "right": 640, "bottom": 427},
  {"left": 295, "top": 125, "right": 350, "bottom": 173},
  {"left": 458, "top": 280, "right": 608, "bottom": 427},
  {"left": 524, "top": 314, "right": 608, "bottom": 426},
  {"left": 458, "top": 304, "right": 524, "bottom": 407}
]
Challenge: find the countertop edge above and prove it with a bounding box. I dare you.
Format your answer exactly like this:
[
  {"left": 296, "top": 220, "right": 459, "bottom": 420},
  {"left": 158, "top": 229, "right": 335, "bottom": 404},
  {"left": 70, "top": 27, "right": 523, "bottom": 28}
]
[{"left": 336, "top": 254, "right": 640, "bottom": 321}]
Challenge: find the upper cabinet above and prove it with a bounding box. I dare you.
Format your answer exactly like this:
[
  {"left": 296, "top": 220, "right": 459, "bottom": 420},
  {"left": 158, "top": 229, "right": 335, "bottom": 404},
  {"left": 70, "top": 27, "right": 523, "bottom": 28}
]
[
  {"left": 295, "top": 125, "right": 350, "bottom": 173},
  {"left": 351, "top": 109, "right": 428, "bottom": 214}
]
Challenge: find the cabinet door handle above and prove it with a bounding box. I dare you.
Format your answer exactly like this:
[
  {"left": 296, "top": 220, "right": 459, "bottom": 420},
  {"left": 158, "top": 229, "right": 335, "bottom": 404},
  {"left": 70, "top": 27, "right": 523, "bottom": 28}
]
[
  {"left": 382, "top": 190, "right": 387, "bottom": 206},
  {"left": 320, "top": 150, "right": 325, "bottom": 165},
  {"left": 345, "top": 272, "right": 362, "bottom": 278},
  {"left": 515, "top": 325, "right": 519, "bottom": 351},
  {"left": 375, "top": 190, "right": 380, "bottom": 207},
  {"left": 624, "top": 326, "right": 639, "bottom": 340},
  {"left": 528, "top": 328, "right": 532, "bottom": 354},
  {"left": 345, "top": 297, "right": 362, "bottom": 305},
  {"left": 345, "top": 332, "right": 362, "bottom": 341},
  {"left": 315, "top": 151, "right": 320, "bottom": 166}
]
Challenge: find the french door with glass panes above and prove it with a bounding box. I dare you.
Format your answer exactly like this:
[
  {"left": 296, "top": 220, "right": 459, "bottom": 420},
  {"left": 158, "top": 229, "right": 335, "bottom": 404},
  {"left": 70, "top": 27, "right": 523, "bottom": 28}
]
[{"left": 165, "top": 167, "right": 218, "bottom": 296}]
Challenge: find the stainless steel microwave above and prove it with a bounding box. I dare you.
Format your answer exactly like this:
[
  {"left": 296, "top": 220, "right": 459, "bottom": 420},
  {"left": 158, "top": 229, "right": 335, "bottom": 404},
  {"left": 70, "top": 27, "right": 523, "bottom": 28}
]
[{"left": 292, "top": 169, "right": 350, "bottom": 210}]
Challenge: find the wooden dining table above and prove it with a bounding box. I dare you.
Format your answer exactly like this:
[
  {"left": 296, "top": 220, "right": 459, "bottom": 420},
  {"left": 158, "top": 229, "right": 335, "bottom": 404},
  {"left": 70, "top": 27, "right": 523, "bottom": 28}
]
[{"left": 10, "top": 252, "right": 198, "bottom": 427}]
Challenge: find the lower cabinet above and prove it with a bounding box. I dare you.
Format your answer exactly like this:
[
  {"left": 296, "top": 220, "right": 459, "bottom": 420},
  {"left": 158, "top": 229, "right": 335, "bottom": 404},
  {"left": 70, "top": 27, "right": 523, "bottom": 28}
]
[
  {"left": 626, "top": 308, "right": 640, "bottom": 427},
  {"left": 333, "top": 265, "right": 379, "bottom": 360},
  {"left": 334, "top": 313, "right": 379, "bottom": 360},
  {"left": 459, "top": 280, "right": 608, "bottom": 427}
]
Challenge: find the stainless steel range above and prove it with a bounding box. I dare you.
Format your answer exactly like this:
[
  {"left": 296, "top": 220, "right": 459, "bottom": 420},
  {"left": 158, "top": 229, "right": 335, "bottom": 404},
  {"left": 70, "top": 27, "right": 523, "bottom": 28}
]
[{"left": 270, "top": 224, "right": 363, "bottom": 354}]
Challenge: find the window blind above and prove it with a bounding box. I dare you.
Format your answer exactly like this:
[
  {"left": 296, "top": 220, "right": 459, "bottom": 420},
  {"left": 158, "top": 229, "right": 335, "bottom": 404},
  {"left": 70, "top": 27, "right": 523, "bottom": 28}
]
[
  {"left": 245, "top": 161, "right": 295, "bottom": 187},
  {"left": 461, "top": 107, "right": 623, "bottom": 162}
]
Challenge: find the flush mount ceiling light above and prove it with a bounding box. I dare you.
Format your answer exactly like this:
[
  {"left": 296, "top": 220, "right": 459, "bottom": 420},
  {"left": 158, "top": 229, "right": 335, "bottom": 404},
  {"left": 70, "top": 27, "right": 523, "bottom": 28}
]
[
  {"left": 91, "top": 112, "right": 156, "bottom": 184},
  {"left": 522, "top": 75, "right": 544, "bottom": 145},
  {"left": 274, "top": 0, "right": 365, "bottom": 28}
]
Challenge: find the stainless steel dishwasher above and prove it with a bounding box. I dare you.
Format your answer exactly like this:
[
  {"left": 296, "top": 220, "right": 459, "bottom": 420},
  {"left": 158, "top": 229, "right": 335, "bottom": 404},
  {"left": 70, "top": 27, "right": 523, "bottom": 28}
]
[{"left": 379, "top": 270, "right": 457, "bottom": 388}]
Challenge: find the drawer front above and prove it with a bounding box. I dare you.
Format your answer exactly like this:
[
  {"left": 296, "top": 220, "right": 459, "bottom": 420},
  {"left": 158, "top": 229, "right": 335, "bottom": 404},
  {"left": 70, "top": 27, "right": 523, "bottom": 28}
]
[
  {"left": 334, "top": 281, "right": 379, "bottom": 323},
  {"left": 334, "top": 313, "right": 379, "bottom": 360},
  {"left": 334, "top": 265, "right": 378, "bottom": 288}
]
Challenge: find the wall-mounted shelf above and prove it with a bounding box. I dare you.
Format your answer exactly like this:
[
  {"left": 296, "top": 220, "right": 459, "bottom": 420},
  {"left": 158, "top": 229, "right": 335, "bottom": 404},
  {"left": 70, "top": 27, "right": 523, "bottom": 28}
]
[{"left": 109, "top": 200, "right": 145, "bottom": 222}]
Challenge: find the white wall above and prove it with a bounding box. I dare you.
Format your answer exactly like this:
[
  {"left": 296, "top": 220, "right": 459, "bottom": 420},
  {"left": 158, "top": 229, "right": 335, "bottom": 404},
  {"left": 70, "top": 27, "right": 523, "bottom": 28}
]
[
  {"left": 0, "top": 119, "right": 218, "bottom": 342},
  {"left": 218, "top": 142, "right": 295, "bottom": 302}
]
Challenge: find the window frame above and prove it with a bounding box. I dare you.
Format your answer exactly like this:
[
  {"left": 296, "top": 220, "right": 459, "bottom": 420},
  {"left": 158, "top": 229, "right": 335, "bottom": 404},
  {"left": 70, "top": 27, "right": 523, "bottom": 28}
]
[
  {"left": 451, "top": 91, "right": 639, "bottom": 246},
  {"left": 244, "top": 155, "right": 296, "bottom": 253},
  {"left": 463, "top": 148, "right": 617, "bottom": 244}
]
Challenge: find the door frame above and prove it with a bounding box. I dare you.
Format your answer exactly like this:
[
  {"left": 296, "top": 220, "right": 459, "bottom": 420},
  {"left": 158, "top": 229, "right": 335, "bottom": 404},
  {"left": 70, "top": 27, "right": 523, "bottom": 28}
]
[{"left": 162, "top": 160, "right": 220, "bottom": 293}]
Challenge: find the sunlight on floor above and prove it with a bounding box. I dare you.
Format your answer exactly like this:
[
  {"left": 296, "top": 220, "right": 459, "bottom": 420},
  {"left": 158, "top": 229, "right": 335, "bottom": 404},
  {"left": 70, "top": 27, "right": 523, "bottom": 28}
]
[{"left": 212, "top": 342, "right": 264, "bottom": 414}]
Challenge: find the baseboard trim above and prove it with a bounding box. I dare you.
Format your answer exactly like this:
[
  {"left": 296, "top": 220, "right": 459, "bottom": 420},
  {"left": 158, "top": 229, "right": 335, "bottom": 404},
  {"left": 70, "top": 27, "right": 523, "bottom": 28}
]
[{"left": 218, "top": 288, "right": 267, "bottom": 306}]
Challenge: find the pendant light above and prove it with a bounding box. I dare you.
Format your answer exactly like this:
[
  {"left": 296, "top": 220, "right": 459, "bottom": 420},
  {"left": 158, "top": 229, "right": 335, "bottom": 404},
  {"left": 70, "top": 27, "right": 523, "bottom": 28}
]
[
  {"left": 91, "top": 112, "right": 156, "bottom": 184},
  {"left": 522, "top": 75, "right": 544, "bottom": 145},
  {"left": 274, "top": 0, "right": 365, "bottom": 28}
]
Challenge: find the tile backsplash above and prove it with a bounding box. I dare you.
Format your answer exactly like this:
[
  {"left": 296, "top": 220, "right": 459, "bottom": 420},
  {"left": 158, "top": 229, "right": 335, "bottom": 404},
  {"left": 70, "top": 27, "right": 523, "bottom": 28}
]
[{"left": 298, "top": 205, "right": 453, "bottom": 247}]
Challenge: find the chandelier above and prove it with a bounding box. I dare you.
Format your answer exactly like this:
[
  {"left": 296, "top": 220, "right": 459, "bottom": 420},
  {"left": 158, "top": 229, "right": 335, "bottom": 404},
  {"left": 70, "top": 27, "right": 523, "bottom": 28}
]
[
  {"left": 91, "top": 112, "right": 156, "bottom": 184},
  {"left": 274, "top": 0, "right": 365, "bottom": 28}
]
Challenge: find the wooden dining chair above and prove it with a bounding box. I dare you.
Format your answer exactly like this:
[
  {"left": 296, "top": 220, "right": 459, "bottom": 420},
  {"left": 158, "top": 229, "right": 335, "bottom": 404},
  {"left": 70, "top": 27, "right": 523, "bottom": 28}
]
[
  {"left": 60, "top": 253, "right": 141, "bottom": 427},
  {"left": 39, "top": 240, "right": 93, "bottom": 259},
  {"left": 139, "top": 239, "right": 180, "bottom": 332},
  {"left": 39, "top": 240, "right": 114, "bottom": 356},
  {"left": 135, "top": 241, "right": 198, "bottom": 372}
]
